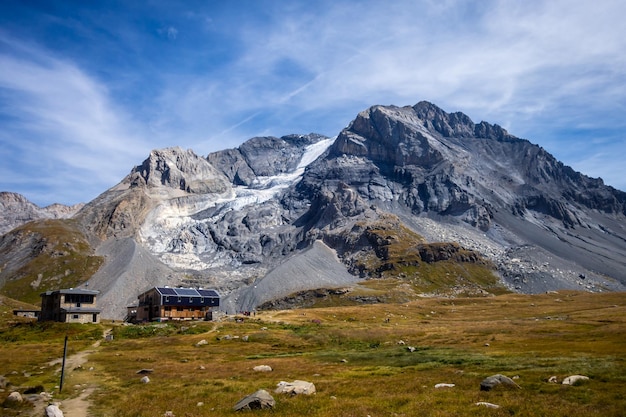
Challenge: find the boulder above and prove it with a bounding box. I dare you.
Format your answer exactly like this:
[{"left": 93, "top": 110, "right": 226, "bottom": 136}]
[
  {"left": 275, "top": 380, "right": 316, "bottom": 395},
  {"left": 233, "top": 389, "right": 275, "bottom": 411},
  {"left": 45, "top": 404, "right": 64, "bottom": 417},
  {"left": 140, "top": 376, "right": 150, "bottom": 384},
  {"left": 434, "top": 383, "right": 455, "bottom": 388},
  {"left": 479, "top": 374, "right": 521, "bottom": 391},
  {"left": 5, "top": 391, "right": 23, "bottom": 403},
  {"left": 476, "top": 402, "right": 500, "bottom": 409},
  {"left": 562, "top": 375, "right": 589, "bottom": 385},
  {"left": 253, "top": 365, "right": 273, "bottom": 372}
]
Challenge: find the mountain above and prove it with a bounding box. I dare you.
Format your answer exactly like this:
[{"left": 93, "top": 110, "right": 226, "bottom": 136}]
[
  {"left": 1, "top": 102, "right": 625, "bottom": 318},
  {"left": 0, "top": 192, "right": 84, "bottom": 235}
]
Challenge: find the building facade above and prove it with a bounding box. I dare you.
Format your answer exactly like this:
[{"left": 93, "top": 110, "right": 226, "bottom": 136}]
[
  {"left": 40, "top": 288, "right": 101, "bottom": 323},
  {"left": 135, "top": 287, "right": 220, "bottom": 322}
]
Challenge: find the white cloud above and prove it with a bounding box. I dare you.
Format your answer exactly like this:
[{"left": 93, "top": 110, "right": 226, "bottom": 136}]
[
  {"left": 0, "top": 35, "right": 151, "bottom": 204},
  {"left": 158, "top": 26, "right": 178, "bottom": 40}
]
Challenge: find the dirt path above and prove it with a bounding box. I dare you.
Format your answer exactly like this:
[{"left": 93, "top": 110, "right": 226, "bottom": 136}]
[
  {"left": 59, "top": 387, "right": 95, "bottom": 417},
  {"left": 38, "top": 328, "right": 112, "bottom": 417}
]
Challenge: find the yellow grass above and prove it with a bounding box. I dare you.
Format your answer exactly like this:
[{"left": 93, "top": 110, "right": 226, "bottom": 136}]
[{"left": 1, "top": 291, "right": 625, "bottom": 416}]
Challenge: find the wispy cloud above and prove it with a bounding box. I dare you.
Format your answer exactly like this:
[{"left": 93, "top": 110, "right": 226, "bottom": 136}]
[
  {"left": 158, "top": 26, "right": 178, "bottom": 40},
  {"left": 0, "top": 35, "right": 150, "bottom": 205}
]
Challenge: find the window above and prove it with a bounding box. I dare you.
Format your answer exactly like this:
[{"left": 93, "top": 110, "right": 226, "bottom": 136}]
[
  {"left": 72, "top": 314, "right": 79, "bottom": 319},
  {"left": 165, "top": 296, "right": 169, "bottom": 302},
  {"left": 66, "top": 294, "right": 94, "bottom": 304}
]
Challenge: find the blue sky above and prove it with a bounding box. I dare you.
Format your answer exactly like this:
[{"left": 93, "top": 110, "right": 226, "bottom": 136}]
[{"left": 1, "top": 0, "right": 625, "bottom": 206}]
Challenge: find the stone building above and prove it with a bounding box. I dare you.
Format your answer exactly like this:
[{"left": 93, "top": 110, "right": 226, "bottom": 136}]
[{"left": 39, "top": 288, "right": 101, "bottom": 323}]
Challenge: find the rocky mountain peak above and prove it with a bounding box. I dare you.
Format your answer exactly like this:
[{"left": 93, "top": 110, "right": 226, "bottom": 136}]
[
  {"left": 0, "top": 192, "right": 83, "bottom": 235},
  {"left": 208, "top": 133, "right": 328, "bottom": 186},
  {"left": 130, "top": 147, "right": 230, "bottom": 195},
  {"left": 412, "top": 101, "right": 513, "bottom": 141}
]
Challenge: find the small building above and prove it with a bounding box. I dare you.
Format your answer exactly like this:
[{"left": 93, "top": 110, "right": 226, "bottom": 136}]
[
  {"left": 135, "top": 287, "right": 220, "bottom": 322},
  {"left": 39, "top": 288, "right": 101, "bottom": 323},
  {"left": 13, "top": 309, "right": 40, "bottom": 319}
]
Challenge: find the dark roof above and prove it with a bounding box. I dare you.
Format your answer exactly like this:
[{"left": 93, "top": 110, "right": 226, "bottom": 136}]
[
  {"left": 155, "top": 287, "right": 220, "bottom": 298},
  {"left": 198, "top": 289, "right": 219, "bottom": 297},
  {"left": 41, "top": 288, "right": 100, "bottom": 297}
]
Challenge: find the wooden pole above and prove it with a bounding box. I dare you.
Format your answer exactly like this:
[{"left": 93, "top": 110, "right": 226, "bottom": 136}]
[{"left": 60, "top": 335, "right": 68, "bottom": 392}]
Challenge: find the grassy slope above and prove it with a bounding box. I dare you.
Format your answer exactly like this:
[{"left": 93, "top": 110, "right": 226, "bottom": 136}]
[
  {"left": 0, "top": 219, "right": 103, "bottom": 305},
  {"left": 349, "top": 217, "right": 508, "bottom": 297},
  {"left": 1, "top": 291, "right": 624, "bottom": 416}
]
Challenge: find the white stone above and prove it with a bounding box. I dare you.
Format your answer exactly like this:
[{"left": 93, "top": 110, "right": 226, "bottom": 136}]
[
  {"left": 562, "top": 375, "right": 589, "bottom": 385},
  {"left": 6, "top": 391, "right": 23, "bottom": 403},
  {"left": 45, "top": 404, "right": 64, "bottom": 417},
  {"left": 476, "top": 402, "right": 500, "bottom": 409},
  {"left": 275, "top": 380, "right": 316, "bottom": 395}
]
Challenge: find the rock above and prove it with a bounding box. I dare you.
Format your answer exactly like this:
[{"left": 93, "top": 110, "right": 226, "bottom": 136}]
[
  {"left": 475, "top": 402, "right": 500, "bottom": 409},
  {"left": 275, "top": 380, "right": 316, "bottom": 395},
  {"left": 407, "top": 346, "right": 416, "bottom": 352},
  {"left": 136, "top": 369, "right": 154, "bottom": 374},
  {"left": 548, "top": 376, "right": 558, "bottom": 383},
  {"left": 0, "top": 375, "right": 8, "bottom": 389},
  {"left": 480, "top": 374, "right": 521, "bottom": 391},
  {"left": 562, "top": 375, "right": 589, "bottom": 385},
  {"left": 434, "top": 383, "right": 455, "bottom": 388},
  {"left": 140, "top": 376, "right": 150, "bottom": 384},
  {"left": 5, "top": 391, "right": 23, "bottom": 403},
  {"left": 45, "top": 404, "right": 64, "bottom": 417},
  {"left": 195, "top": 339, "right": 208, "bottom": 346},
  {"left": 253, "top": 365, "right": 273, "bottom": 372},
  {"left": 233, "top": 389, "right": 275, "bottom": 411}
]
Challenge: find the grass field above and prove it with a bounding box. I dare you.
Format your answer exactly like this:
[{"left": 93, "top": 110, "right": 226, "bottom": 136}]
[{"left": 1, "top": 290, "right": 625, "bottom": 416}]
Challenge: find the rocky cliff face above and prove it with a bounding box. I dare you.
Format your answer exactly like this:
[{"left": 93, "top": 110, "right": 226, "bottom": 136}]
[
  {"left": 2, "top": 102, "right": 626, "bottom": 318},
  {"left": 0, "top": 192, "right": 84, "bottom": 235}
]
